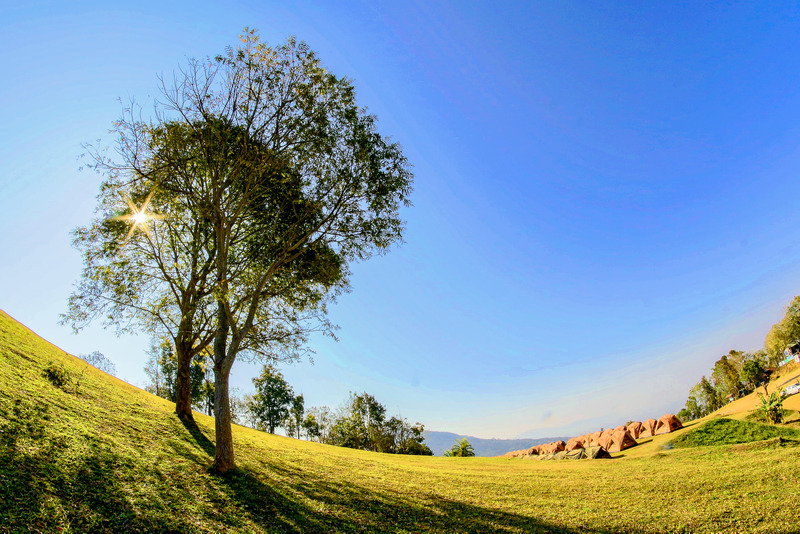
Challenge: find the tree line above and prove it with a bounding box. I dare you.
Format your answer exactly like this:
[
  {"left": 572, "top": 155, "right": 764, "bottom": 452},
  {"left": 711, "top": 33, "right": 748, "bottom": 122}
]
[
  {"left": 679, "top": 294, "right": 800, "bottom": 421},
  {"left": 145, "top": 359, "right": 432, "bottom": 456}
]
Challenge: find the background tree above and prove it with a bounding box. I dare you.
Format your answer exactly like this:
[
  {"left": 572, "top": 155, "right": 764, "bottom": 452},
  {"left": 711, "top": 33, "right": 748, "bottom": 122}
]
[
  {"left": 306, "top": 406, "right": 333, "bottom": 443},
  {"left": 301, "top": 412, "right": 321, "bottom": 441},
  {"left": 711, "top": 354, "right": 741, "bottom": 401},
  {"left": 741, "top": 359, "right": 766, "bottom": 391},
  {"left": 444, "top": 438, "right": 475, "bottom": 457},
  {"left": 765, "top": 295, "right": 800, "bottom": 365},
  {"left": 78, "top": 351, "right": 117, "bottom": 376},
  {"left": 143, "top": 339, "right": 213, "bottom": 413},
  {"left": 248, "top": 365, "right": 295, "bottom": 434},
  {"left": 286, "top": 394, "right": 305, "bottom": 439},
  {"left": 321, "top": 392, "right": 431, "bottom": 455}
]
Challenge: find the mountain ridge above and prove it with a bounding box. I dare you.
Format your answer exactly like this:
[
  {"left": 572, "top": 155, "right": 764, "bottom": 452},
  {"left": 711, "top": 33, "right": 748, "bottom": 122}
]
[{"left": 423, "top": 430, "right": 571, "bottom": 457}]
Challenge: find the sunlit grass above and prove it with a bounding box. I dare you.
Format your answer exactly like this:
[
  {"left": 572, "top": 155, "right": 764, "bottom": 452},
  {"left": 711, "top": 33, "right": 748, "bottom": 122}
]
[{"left": 2, "top": 308, "right": 800, "bottom": 533}]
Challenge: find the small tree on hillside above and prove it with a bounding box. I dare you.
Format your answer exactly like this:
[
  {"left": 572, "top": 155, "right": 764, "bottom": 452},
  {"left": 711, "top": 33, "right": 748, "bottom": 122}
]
[
  {"left": 248, "top": 365, "right": 295, "bottom": 433},
  {"left": 286, "top": 394, "right": 305, "bottom": 439},
  {"left": 444, "top": 438, "right": 475, "bottom": 457},
  {"left": 741, "top": 359, "right": 766, "bottom": 392},
  {"left": 302, "top": 412, "right": 321, "bottom": 441},
  {"left": 757, "top": 385, "right": 786, "bottom": 424}
]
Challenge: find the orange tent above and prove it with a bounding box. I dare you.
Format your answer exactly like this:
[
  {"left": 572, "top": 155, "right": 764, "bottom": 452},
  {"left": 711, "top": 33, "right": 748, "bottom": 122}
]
[
  {"left": 550, "top": 440, "right": 566, "bottom": 453},
  {"left": 565, "top": 437, "right": 584, "bottom": 451},
  {"left": 640, "top": 418, "right": 657, "bottom": 438},
  {"left": 597, "top": 433, "right": 612, "bottom": 450},
  {"left": 654, "top": 414, "right": 683, "bottom": 435},
  {"left": 608, "top": 429, "right": 637, "bottom": 452},
  {"left": 614, "top": 425, "right": 626, "bottom": 432},
  {"left": 588, "top": 431, "right": 602, "bottom": 447},
  {"left": 627, "top": 421, "right": 643, "bottom": 439}
]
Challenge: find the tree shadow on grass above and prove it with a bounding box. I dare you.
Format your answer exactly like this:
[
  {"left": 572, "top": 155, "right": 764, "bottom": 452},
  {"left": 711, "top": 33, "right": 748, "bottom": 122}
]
[
  {"left": 209, "top": 457, "right": 618, "bottom": 534},
  {"left": 177, "top": 415, "right": 216, "bottom": 458},
  {"left": 0, "top": 402, "right": 183, "bottom": 533}
]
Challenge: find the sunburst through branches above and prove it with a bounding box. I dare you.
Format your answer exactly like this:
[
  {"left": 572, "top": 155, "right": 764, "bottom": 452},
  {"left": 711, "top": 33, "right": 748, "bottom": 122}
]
[{"left": 112, "top": 190, "right": 163, "bottom": 240}]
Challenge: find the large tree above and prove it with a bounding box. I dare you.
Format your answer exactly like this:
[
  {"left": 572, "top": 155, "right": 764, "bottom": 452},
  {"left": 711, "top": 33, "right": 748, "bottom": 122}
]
[{"left": 75, "top": 30, "right": 413, "bottom": 472}]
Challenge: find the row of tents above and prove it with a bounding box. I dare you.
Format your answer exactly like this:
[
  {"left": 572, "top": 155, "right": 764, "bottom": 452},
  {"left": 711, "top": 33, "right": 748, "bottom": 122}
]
[{"left": 503, "top": 413, "right": 683, "bottom": 460}]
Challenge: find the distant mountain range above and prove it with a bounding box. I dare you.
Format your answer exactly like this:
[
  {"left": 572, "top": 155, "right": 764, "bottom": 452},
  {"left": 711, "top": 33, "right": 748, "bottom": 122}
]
[{"left": 423, "top": 431, "right": 571, "bottom": 457}]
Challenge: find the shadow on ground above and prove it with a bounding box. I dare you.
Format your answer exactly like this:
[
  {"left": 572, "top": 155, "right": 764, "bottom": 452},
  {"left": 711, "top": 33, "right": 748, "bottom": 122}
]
[{"left": 0, "top": 398, "right": 616, "bottom": 533}]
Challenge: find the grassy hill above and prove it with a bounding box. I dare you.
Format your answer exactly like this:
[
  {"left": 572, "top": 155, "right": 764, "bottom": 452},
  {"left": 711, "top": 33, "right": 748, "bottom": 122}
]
[{"left": 3, "top": 309, "right": 800, "bottom": 533}]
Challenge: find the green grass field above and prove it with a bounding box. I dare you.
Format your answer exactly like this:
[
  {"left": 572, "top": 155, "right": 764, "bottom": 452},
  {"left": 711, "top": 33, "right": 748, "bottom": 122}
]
[{"left": 2, "top": 309, "right": 800, "bottom": 533}]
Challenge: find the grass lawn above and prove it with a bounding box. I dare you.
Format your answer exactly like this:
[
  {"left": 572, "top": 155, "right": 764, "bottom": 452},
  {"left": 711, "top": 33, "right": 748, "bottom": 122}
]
[{"left": 2, "top": 308, "right": 800, "bottom": 533}]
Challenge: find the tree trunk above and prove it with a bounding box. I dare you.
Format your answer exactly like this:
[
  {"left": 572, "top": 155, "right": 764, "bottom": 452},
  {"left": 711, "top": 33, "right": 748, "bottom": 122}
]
[
  {"left": 212, "top": 303, "right": 235, "bottom": 473},
  {"left": 213, "top": 361, "right": 235, "bottom": 472},
  {"left": 174, "top": 344, "right": 194, "bottom": 423}
]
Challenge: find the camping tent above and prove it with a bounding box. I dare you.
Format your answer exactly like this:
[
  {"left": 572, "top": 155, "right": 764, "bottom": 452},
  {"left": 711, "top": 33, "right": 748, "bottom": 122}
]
[
  {"left": 608, "top": 429, "right": 637, "bottom": 452},
  {"left": 640, "top": 418, "right": 657, "bottom": 438},
  {"left": 654, "top": 414, "right": 683, "bottom": 435},
  {"left": 627, "top": 421, "right": 643, "bottom": 439},
  {"left": 565, "top": 448, "right": 585, "bottom": 460},
  {"left": 597, "top": 433, "right": 612, "bottom": 450},
  {"left": 584, "top": 446, "right": 611, "bottom": 459},
  {"left": 565, "top": 437, "right": 584, "bottom": 451}
]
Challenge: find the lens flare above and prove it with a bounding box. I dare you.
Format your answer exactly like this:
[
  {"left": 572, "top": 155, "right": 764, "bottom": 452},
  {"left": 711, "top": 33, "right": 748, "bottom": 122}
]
[{"left": 112, "top": 190, "right": 163, "bottom": 240}]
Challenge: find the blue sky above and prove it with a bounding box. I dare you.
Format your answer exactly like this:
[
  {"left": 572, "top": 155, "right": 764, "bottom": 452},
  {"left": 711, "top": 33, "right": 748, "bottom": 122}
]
[{"left": 3, "top": 1, "right": 800, "bottom": 438}]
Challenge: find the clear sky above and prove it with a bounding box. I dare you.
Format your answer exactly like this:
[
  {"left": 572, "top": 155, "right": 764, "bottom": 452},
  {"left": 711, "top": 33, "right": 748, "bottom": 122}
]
[{"left": 3, "top": 1, "right": 800, "bottom": 439}]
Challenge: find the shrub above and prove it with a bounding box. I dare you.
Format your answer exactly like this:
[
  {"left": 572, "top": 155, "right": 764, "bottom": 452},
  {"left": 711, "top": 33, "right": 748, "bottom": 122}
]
[
  {"left": 671, "top": 418, "right": 800, "bottom": 448},
  {"left": 756, "top": 387, "right": 786, "bottom": 424},
  {"left": 444, "top": 438, "right": 475, "bottom": 457},
  {"left": 42, "top": 362, "right": 70, "bottom": 389}
]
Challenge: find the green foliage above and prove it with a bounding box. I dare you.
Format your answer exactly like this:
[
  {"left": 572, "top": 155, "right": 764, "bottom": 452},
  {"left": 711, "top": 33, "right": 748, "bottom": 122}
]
[
  {"left": 765, "top": 295, "right": 800, "bottom": 365},
  {"left": 322, "top": 392, "right": 432, "bottom": 455},
  {"left": 681, "top": 349, "right": 770, "bottom": 420},
  {"left": 42, "top": 362, "right": 71, "bottom": 389},
  {"left": 671, "top": 418, "right": 800, "bottom": 448},
  {"left": 444, "top": 438, "right": 475, "bottom": 457},
  {"left": 144, "top": 340, "right": 214, "bottom": 412},
  {"left": 741, "top": 359, "right": 766, "bottom": 391},
  {"left": 286, "top": 394, "right": 305, "bottom": 439},
  {"left": 711, "top": 354, "right": 741, "bottom": 400},
  {"left": 301, "top": 412, "right": 322, "bottom": 441},
  {"left": 248, "top": 365, "right": 295, "bottom": 433},
  {"left": 756, "top": 387, "right": 787, "bottom": 424}
]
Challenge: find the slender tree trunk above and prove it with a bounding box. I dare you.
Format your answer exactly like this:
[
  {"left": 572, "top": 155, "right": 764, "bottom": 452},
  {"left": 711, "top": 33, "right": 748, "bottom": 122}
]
[
  {"left": 174, "top": 344, "right": 194, "bottom": 422},
  {"left": 213, "top": 362, "right": 234, "bottom": 472},
  {"left": 212, "top": 303, "right": 235, "bottom": 473}
]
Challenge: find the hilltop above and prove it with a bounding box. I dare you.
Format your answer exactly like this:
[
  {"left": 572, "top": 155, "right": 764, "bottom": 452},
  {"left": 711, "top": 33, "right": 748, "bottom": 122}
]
[{"left": 2, "top": 308, "right": 800, "bottom": 533}]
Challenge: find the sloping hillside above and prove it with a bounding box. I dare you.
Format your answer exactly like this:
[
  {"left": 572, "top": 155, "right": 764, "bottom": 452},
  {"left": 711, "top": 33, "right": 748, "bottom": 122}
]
[{"left": 2, "top": 309, "right": 800, "bottom": 533}]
